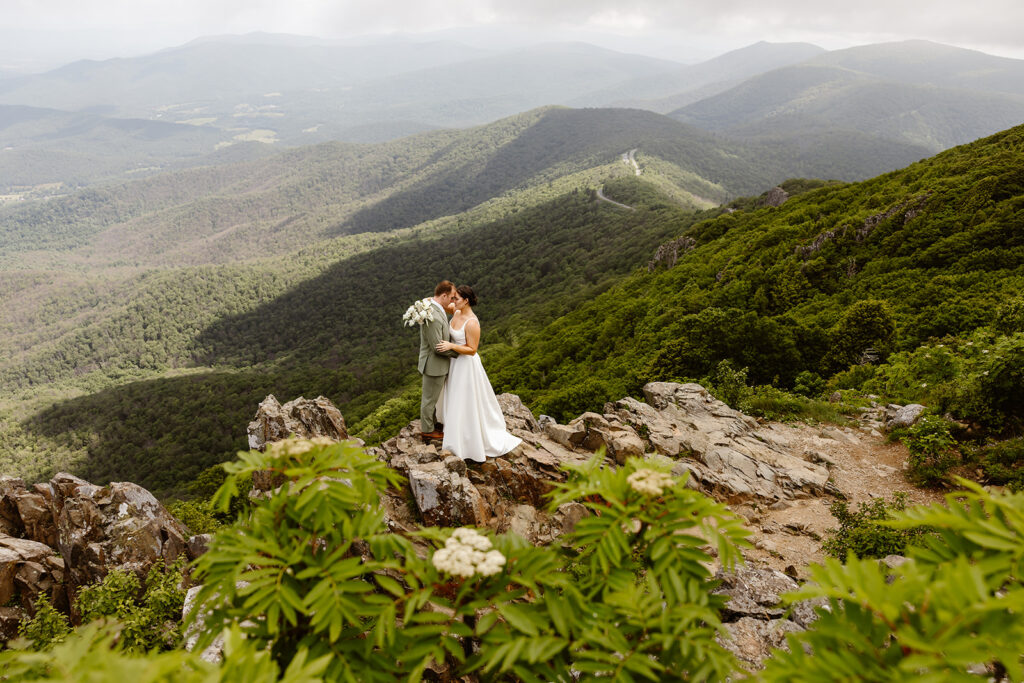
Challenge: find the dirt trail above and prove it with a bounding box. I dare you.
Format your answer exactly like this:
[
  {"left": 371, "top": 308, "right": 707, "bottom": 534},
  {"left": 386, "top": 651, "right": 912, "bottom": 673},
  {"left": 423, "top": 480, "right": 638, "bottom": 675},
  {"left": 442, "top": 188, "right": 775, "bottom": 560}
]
[{"left": 730, "top": 420, "right": 944, "bottom": 577}]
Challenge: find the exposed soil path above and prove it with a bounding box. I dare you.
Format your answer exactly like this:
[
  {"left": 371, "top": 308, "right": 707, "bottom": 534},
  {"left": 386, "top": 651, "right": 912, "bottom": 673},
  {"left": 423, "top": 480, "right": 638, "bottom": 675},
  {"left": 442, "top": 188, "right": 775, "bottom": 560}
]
[{"left": 732, "top": 419, "right": 945, "bottom": 577}]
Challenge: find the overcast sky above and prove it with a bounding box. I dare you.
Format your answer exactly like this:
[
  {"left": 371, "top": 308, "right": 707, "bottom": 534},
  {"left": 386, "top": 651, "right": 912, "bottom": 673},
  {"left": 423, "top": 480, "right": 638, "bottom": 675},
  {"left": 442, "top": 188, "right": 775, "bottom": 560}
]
[{"left": 3, "top": 0, "right": 1024, "bottom": 71}]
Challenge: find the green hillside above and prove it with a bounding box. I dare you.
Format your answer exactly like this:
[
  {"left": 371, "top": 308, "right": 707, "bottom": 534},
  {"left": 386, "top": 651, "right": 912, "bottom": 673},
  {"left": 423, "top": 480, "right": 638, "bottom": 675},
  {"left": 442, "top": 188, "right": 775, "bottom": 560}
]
[
  {"left": 485, "top": 125, "right": 1024, "bottom": 438},
  {"left": 0, "top": 177, "right": 706, "bottom": 493}
]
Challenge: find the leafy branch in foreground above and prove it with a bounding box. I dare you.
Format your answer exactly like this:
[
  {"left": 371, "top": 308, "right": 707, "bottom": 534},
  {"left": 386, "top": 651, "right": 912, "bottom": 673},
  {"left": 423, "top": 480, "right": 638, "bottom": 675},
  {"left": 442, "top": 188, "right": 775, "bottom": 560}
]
[
  {"left": 190, "top": 441, "right": 751, "bottom": 682},
  {"left": 763, "top": 480, "right": 1024, "bottom": 681}
]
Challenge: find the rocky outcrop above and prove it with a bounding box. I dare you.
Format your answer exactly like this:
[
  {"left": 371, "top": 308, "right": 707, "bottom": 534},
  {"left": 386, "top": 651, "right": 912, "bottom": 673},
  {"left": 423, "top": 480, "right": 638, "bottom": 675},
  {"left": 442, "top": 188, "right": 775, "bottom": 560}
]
[
  {"left": 247, "top": 394, "right": 349, "bottom": 450},
  {"left": 610, "top": 384, "right": 829, "bottom": 503},
  {"left": 365, "top": 382, "right": 832, "bottom": 543},
  {"left": 0, "top": 473, "right": 189, "bottom": 631},
  {"left": 648, "top": 235, "right": 696, "bottom": 271},
  {"left": 755, "top": 186, "right": 789, "bottom": 208}
]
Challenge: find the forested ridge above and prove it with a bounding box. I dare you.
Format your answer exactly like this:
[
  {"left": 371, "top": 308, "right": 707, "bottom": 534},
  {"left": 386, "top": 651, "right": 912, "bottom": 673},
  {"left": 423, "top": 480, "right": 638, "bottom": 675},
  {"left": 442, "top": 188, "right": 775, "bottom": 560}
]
[
  {"left": 485, "top": 124, "right": 1024, "bottom": 446},
  {"left": 4, "top": 114, "right": 1024, "bottom": 497}
]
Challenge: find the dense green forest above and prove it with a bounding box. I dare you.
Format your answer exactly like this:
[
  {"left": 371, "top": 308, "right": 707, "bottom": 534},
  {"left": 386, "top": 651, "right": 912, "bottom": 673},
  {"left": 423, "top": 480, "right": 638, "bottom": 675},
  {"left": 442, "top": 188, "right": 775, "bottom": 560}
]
[{"left": 484, "top": 125, "right": 1024, "bottom": 442}]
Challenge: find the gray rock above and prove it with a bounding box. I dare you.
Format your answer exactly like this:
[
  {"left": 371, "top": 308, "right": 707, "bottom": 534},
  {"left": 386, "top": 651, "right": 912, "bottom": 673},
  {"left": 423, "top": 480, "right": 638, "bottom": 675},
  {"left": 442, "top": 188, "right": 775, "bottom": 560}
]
[
  {"left": 495, "top": 394, "right": 541, "bottom": 434},
  {"left": 719, "top": 617, "right": 803, "bottom": 669},
  {"left": 612, "top": 383, "right": 829, "bottom": 502},
  {"left": 187, "top": 534, "right": 212, "bottom": 560},
  {"left": 544, "top": 422, "right": 587, "bottom": 449},
  {"left": 246, "top": 394, "right": 348, "bottom": 451},
  {"left": 885, "top": 404, "right": 927, "bottom": 430},
  {"left": 406, "top": 461, "right": 489, "bottom": 527}
]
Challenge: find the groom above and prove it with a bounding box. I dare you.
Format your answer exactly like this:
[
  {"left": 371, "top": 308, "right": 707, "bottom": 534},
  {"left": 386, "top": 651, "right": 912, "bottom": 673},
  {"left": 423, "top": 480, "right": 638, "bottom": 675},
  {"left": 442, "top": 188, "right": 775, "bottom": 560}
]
[{"left": 419, "top": 280, "right": 459, "bottom": 442}]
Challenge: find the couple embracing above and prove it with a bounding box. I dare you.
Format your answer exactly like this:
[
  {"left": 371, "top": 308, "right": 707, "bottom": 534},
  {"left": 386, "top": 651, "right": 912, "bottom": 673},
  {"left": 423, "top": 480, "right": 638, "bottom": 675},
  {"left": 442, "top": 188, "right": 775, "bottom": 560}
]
[{"left": 417, "top": 280, "right": 521, "bottom": 462}]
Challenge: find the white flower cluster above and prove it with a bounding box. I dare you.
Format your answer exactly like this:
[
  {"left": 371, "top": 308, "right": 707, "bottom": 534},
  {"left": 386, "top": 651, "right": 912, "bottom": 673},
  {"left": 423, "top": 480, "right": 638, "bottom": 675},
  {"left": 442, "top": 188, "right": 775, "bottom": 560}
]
[
  {"left": 403, "top": 298, "right": 434, "bottom": 327},
  {"left": 266, "top": 436, "right": 336, "bottom": 457},
  {"left": 627, "top": 468, "right": 676, "bottom": 497},
  {"left": 431, "top": 528, "right": 506, "bottom": 578}
]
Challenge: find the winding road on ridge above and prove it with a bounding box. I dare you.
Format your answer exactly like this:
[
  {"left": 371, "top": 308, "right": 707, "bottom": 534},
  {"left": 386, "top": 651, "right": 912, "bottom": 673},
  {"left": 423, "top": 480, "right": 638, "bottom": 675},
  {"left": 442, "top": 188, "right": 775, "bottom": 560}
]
[{"left": 595, "top": 148, "right": 641, "bottom": 210}]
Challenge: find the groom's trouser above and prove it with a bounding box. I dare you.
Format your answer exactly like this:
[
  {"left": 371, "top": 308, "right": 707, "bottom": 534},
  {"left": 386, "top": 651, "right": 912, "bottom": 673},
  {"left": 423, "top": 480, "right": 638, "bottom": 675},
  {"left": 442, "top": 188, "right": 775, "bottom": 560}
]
[{"left": 420, "top": 373, "right": 446, "bottom": 433}]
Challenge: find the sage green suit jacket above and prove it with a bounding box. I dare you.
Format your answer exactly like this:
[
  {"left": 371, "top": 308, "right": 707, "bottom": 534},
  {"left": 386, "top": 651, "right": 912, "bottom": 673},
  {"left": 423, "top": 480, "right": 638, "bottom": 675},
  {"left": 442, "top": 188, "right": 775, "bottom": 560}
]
[{"left": 418, "top": 303, "right": 458, "bottom": 376}]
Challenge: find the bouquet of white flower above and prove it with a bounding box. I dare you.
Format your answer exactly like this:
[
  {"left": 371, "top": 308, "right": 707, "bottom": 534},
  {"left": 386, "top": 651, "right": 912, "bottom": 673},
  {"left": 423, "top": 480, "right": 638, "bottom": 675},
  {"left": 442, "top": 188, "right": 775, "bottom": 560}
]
[{"left": 402, "top": 298, "right": 433, "bottom": 327}]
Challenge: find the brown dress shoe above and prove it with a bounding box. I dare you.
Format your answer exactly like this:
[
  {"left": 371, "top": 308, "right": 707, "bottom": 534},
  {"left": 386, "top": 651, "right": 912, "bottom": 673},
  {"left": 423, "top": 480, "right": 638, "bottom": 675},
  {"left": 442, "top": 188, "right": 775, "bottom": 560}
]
[{"left": 420, "top": 430, "right": 444, "bottom": 442}]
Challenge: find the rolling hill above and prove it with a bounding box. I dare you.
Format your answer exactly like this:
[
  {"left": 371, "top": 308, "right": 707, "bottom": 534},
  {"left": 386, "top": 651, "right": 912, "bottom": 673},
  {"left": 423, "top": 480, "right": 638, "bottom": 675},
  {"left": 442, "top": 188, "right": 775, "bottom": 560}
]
[
  {"left": 670, "top": 64, "right": 1024, "bottom": 152},
  {"left": 570, "top": 40, "right": 826, "bottom": 111},
  {"left": 0, "top": 105, "right": 936, "bottom": 271}
]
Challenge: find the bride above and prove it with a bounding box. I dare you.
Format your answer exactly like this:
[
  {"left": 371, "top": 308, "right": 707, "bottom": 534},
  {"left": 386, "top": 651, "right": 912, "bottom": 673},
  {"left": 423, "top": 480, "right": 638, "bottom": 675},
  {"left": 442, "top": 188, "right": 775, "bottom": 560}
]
[{"left": 435, "top": 285, "right": 521, "bottom": 462}]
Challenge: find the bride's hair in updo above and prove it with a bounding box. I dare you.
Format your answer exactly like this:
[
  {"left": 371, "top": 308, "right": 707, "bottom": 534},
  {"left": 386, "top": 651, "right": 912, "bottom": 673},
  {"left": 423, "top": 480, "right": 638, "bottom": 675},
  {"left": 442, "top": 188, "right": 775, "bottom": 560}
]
[{"left": 456, "top": 285, "right": 478, "bottom": 307}]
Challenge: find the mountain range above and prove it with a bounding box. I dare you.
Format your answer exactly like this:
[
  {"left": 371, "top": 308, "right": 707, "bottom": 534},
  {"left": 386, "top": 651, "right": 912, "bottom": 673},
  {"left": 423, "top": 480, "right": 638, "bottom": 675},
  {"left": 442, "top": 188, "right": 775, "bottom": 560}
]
[{"left": 3, "top": 35, "right": 1023, "bottom": 193}]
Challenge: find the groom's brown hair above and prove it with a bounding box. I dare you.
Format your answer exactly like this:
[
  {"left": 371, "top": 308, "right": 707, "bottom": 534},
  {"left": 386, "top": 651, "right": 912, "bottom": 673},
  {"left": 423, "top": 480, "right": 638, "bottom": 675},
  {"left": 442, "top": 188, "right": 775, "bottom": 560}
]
[{"left": 434, "top": 280, "right": 455, "bottom": 297}]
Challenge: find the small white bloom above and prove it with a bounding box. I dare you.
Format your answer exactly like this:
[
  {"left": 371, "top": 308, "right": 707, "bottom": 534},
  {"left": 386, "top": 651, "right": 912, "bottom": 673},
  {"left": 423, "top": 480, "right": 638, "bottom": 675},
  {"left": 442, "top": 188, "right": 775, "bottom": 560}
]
[
  {"left": 432, "top": 528, "right": 506, "bottom": 579},
  {"left": 967, "top": 342, "right": 974, "bottom": 346},
  {"left": 983, "top": 371, "right": 989, "bottom": 376},
  {"left": 983, "top": 350, "right": 990, "bottom": 354},
  {"left": 627, "top": 469, "right": 676, "bottom": 497},
  {"left": 920, "top": 383, "right": 928, "bottom": 388}
]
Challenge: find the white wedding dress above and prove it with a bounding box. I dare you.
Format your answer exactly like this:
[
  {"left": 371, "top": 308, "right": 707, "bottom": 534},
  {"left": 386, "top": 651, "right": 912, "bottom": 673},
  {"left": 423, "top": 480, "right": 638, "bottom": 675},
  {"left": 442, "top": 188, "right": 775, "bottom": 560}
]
[{"left": 439, "top": 323, "right": 522, "bottom": 462}]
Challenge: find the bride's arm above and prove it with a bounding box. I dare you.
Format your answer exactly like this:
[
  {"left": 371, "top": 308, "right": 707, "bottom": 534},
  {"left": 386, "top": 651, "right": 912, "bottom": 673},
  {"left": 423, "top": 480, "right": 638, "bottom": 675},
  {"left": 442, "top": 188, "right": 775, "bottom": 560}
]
[{"left": 436, "top": 320, "right": 480, "bottom": 356}]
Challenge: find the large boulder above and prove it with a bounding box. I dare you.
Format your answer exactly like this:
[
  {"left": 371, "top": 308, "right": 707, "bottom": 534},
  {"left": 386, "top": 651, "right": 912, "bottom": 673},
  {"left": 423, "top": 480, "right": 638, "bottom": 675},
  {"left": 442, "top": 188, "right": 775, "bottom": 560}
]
[
  {"left": 610, "top": 383, "right": 829, "bottom": 502},
  {"left": 247, "top": 395, "right": 348, "bottom": 450},
  {"left": 0, "top": 473, "right": 188, "bottom": 600},
  {"left": 49, "top": 474, "right": 189, "bottom": 589},
  {"left": 885, "top": 404, "right": 927, "bottom": 431}
]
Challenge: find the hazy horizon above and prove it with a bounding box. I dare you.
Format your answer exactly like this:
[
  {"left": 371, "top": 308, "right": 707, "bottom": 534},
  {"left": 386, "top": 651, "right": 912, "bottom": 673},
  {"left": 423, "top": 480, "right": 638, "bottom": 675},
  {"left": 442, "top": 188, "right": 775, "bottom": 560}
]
[{"left": 3, "top": 0, "right": 1024, "bottom": 73}]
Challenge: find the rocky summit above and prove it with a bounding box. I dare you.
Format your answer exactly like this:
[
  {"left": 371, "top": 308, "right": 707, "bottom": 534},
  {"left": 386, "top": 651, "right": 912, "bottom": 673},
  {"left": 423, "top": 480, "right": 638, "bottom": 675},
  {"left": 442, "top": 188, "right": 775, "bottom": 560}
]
[{"left": 246, "top": 382, "right": 832, "bottom": 546}]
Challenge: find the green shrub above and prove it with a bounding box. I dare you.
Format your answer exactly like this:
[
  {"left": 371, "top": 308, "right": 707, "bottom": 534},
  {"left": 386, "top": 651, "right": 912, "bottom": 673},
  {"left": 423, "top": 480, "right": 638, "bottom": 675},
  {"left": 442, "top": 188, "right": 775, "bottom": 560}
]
[
  {"left": 792, "top": 370, "right": 825, "bottom": 398},
  {"left": 17, "top": 595, "right": 71, "bottom": 651},
  {"left": 902, "top": 415, "right": 960, "bottom": 486},
  {"left": 705, "top": 359, "right": 750, "bottom": 408},
  {"left": 167, "top": 499, "right": 223, "bottom": 535},
  {"left": 75, "top": 559, "right": 187, "bottom": 652},
  {"left": 821, "top": 492, "right": 928, "bottom": 561},
  {"left": 975, "top": 437, "right": 1024, "bottom": 491}
]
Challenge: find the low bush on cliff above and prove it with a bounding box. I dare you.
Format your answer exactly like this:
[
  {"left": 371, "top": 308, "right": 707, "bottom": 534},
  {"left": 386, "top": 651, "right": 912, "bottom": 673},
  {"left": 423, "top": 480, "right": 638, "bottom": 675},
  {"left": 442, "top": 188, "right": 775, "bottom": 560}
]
[{"left": 821, "top": 492, "right": 930, "bottom": 561}]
